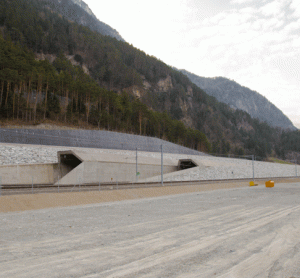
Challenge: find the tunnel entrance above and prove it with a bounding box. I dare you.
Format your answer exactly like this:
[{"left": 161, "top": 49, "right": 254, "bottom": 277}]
[
  {"left": 59, "top": 152, "right": 82, "bottom": 177},
  {"left": 178, "top": 159, "right": 198, "bottom": 170}
]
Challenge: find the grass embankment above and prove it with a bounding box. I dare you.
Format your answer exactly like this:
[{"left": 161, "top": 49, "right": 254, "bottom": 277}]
[{"left": 267, "top": 157, "right": 294, "bottom": 165}]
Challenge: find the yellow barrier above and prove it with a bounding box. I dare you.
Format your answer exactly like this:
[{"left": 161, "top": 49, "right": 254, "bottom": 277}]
[
  {"left": 249, "top": 181, "right": 258, "bottom": 186},
  {"left": 265, "top": 180, "right": 274, "bottom": 187}
]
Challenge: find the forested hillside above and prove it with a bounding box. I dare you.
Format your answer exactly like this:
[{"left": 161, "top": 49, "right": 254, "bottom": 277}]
[
  {"left": 0, "top": 37, "right": 210, "bottom": 151},
  {"left": 0, "top": 0, "right": 299, "bottom": 161}
]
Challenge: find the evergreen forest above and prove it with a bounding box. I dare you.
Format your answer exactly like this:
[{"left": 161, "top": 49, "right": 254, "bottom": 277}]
[{"left": 0, "top": 36, "right": 211, "bottom": 152}]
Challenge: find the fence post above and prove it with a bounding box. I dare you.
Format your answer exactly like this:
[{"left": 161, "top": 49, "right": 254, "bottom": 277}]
[
  {"left": 32, "top": 176, "right": 34, "bottom": 194},
  {"left": 136, "top": 147, "right": 138, "bottom": 183},
  {"left": 0, "top": 176, "right": 2, "bottom": 196},
  {"left": 252, "top": 155, "right": 255, "bottom": 180},
  {"left": 99, "top": 176, "right": 101, "bottom": 191},
  {"left": 161, "top": 145, "right": 164, "bottom": 186}
]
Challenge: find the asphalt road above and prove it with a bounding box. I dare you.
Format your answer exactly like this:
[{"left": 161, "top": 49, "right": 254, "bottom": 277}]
[{"left": 1, "top": 183, "right": 300, "bottom": 277}]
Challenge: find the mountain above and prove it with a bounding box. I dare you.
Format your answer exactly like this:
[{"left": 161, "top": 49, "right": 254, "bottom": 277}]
[
  {"left": 1, "top": 0, "right": 300, "bottom": 160},
  {"left": 181, "top": 70, "right": 296, "bottom": 131},
  {"left": 42, "top": 0, "right": 124, "bottom": 41},
  {"left": 69, "top": 0, "right": 94, "bottom": 17}
]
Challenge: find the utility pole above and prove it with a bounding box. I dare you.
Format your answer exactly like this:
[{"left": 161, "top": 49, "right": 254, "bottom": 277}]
[
  {"left": 136, "top": 147, "right": 138, "bottom": 182},
  {"left": 252, "top": 154, "right": 255, "bottom": 181},
  {"left": 161, "top": 145, "right": 163, "bottom": 186}
]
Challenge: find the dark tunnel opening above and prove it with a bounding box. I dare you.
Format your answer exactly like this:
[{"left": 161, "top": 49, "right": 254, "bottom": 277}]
[
  {"left": 60, "top": 153, "right": 82, "bottom": 177},
  {"left": 178, "top": 159, "right": 198, "bottom": 170}
]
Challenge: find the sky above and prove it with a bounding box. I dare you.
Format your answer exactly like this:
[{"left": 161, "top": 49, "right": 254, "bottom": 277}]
[{"left": 84, "top": 0, "right": 300, "bottom": 129}]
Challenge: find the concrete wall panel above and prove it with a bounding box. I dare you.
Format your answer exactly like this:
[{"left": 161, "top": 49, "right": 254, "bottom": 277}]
[
  {"left": 0, "top": 164, "right": 58, "bottom": 185},
  {"left": 57, "top": 161, "right": 177, "bottom": 185}
]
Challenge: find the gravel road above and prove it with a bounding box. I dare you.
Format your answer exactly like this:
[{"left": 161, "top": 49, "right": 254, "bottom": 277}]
[{"left": 1, "top": 183, "right": 300, "bottom": 277}]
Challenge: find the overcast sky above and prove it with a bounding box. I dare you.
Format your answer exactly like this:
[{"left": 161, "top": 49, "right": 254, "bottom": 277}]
[{"left": 84, "top": 0, "right": 300, "bottom": 129}]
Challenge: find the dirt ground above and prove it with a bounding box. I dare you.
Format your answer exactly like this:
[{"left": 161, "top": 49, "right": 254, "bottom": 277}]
[
  {"left": 1, "top": 180, "right": 300, "bottom": 277},
  {"left": 1, "top": 178, "right": 299, "bottom": 213}
]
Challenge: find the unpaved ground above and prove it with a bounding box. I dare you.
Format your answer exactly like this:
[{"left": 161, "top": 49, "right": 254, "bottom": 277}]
[
  {"left": 1, "top": 178, "right": 299, "bottom": 213},
  {"left": 0, "top": 181, "right": 300, "bottom": 277},
  {"left": 0, "top": 180, "right": 248, "bottom": 213}
]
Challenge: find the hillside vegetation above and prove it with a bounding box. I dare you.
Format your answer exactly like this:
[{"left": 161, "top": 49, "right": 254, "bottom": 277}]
[
  {"left": 0, "top": 37, "right": 210, "bottom": 151},
  {"left": 0, "top": 0, "right": 299, "bottom": 161},
  {"left": 181, "top": 70, "right": 296, "bottom": 130},
  {"left": 43, "top": 0, "right": 124, "bottom": 41}
]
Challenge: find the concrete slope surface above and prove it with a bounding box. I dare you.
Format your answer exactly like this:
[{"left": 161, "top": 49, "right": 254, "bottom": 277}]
[
  {"left": 1, "top": 183, "right": 300, "bottom": 277},
  {"left": 0, "top": 128, "right": 206, "bottom": 156}
]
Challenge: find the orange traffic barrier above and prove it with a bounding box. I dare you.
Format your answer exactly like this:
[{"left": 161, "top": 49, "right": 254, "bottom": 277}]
[{"left": 265, "top": 180, "right": 274, "bottom": 187}]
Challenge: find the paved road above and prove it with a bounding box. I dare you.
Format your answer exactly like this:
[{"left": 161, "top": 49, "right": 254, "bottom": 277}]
[{"left": 1, "top": 183, "right": 300, "bottom": 277}]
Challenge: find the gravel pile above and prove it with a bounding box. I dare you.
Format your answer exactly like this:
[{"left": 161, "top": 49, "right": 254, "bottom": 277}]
[{"left": 0, "top": 144, "right": 63, "bottom": 165}]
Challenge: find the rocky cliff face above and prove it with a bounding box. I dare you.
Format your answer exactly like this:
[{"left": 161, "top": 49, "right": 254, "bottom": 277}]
[
  {"left": 181, "top": 70, "right": 296, "bottom": 131},
  {"left": 70, "top": 0, "right": 94, "bottom": 17},
  {"left": 156, "top": 76, "right": 172, "bottom": 92}
]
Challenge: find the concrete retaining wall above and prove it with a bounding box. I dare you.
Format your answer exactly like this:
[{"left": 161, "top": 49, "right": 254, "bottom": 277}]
[
  {"left": 0, "top": 163, "right": 59, "bottom": 185},
  {"left": 1, "top": 143, "right": 298, "bottom": 186},
  {"left": 57, "top": 161, "right": 177, "bottom": 185},
  {"left": 145, "top": 157, "right": 299, "bottom": 182}
]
